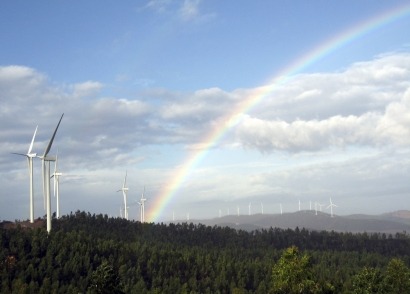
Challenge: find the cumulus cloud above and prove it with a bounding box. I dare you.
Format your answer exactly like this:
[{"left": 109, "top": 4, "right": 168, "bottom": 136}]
[
  {"left": 72, "top": 81, "right": 104, "bottom": 98},
  {"left": 2, "top": 52, "right": 410, "bottom": 220},
  {"left": 235, "top": 53, "right": 410, "bottom": 152}
]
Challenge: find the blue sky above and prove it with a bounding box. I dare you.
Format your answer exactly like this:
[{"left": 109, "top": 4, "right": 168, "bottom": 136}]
[{"left": 1, "top": 0, "right": 410, "bottom": 222}]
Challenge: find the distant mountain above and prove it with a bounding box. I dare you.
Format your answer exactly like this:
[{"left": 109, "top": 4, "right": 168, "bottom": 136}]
[{"left": 184, "top": 210, "right": 410, "bottom": 234}]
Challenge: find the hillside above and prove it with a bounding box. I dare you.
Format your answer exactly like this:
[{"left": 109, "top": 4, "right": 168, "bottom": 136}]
[{"left": 184, "top": 210, "right": 410, "bottom": 233}]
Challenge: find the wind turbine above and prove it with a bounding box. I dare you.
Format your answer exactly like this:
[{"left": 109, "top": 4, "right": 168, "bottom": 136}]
[
  {"left": 248, "top": 202, "right": 251, "bottom": 215},
  {"left": 317, "top": 202, "right": 324, "bottom": 212},
  {"left": 39, "top": 114, "right": 64, "bottom": 233},
  {"left": 12, "top": 125, "right": 38, "bottom": 223},
  {"left": 237, "top": 205, "right": 240, "bottom": 216},
  {"left": 51, "top": 150, "right": 63, "bottom": 219},
  {"left": 140, "top": 186, "right": 147, "bottom": 223},
  {"left": 298, "top": 199, "right": 301, "bottom": 212},
  {"left": 327, "top": 197, "right": 338, "bottom": 218},
  {"left": 280, "top": 203, "right": 283, "bottom": 215},
  {"left": 117, "top": 171, "right": 129, "bottom": 220}
]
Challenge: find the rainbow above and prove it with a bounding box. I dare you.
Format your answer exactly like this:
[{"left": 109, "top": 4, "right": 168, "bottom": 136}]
[{"left": 148, "top": 3, "right": 410, "bottom": 222}]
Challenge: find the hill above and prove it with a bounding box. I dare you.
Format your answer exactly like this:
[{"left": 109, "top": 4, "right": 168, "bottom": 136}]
[{"left": 184, "top": 210, "right": 410, "bottom": 233}]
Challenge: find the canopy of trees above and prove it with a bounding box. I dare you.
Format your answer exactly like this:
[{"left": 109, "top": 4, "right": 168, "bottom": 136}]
[{"left": 1, "top": 211, "right": 409, "bottom": 293}]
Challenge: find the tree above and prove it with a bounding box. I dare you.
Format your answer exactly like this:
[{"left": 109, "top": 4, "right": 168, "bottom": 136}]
[
  {"left": 352, "top": 267, "right": 383, "bottom": 294},
  {"left": 382, "top": 258, "right": 410, "bottom": 293},
  {"left": 88, "top": 261, "right": 123, "bottom": 294},
  {"left": 271, "top": 246, "right": 321, "bottom": 294}
]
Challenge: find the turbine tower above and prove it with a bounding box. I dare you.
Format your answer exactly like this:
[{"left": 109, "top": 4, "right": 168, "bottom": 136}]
[
  {"left": 117, "top": 171, "right": 129, "bottom": 220},
  {"left": 51, "top": 150, "right": 63, "bottom": 219},
  {"left": 39, "top": 114, "right": 64, "bottom": 233},
  {"left": 327, "top": 197, "right": 338, "bottom": 218},
  {"left": 280, "top": 203, "right": 283, "bottom": 215},
  {"left": 12, "top": 125, "right": 38, "bottom": 223},
  {"left": 248, "top": 202, "right": 251, "bottom": 216},
  {"left": 298, "top": 199, "right": 301, "bottom": 212}
]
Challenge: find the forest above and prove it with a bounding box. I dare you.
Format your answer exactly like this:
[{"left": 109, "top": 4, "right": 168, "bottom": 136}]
[{"left": 1, "top": 211, "right": 410, "bottom": 293}]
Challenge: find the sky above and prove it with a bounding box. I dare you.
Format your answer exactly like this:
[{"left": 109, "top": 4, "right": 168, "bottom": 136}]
[{"left": 1, "top": 0, "right": 410, "bottom": 223}]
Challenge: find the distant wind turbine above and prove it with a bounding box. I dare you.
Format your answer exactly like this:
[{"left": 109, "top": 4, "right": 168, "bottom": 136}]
[
  {"left": 261, "top": 202, "right": 264, "bottom": 214},
  {"left": 51, "top": 150, "right": 63, "bottom": 219},
  {"left": 140, "top": 186, "right": 147, "bottom": 223},
  {"left": 298, "top": 199, "right": 301, "bottom": 212},
  {"left": 117, "top": 171, "right": 129, "bottom": 220},
  {"left": 248, "top": 202, "right": 251, "bottom": 216},
  {"left": 317, "top": 203, "right": 324, "bottom": 212},
  {"left": 280, "top": 203, "right": 283, "bottom": 215},
  {"left": 12, "top": 125, "right": 38, "bottom": 223},
  {"left": 327, "top": 197, "right": 338, "bottom": 218},
  {"left": 237, "top": 205, "right": 239, "bottom": 216},
  {"left": 38, "top": 114, "right": 64, "bottom": 233}
]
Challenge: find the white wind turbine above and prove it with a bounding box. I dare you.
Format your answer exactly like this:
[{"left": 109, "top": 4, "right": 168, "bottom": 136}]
[
  {"left": 12, "top": 125, "right": 38, "bottom": 223},
  {"left": 237, "top": 205, "right": 240, "bottom": 216},
  {"left": 298, "top": 199, "right": 301, "bottom": 212},
  {"left": 139, "top": 186, "right": 147, "bottom": 223},
  {"left": 317, "top": 202, "right": 324, "bottom": 212},
  {"left": 39, "top": 114, "right": 64, "bottom": 233},
  {"left": 117, "top": 171, "right": 129, "bottom": 220},
  {"left": 51, "top": 150, "right": 63, "bottom": 219},
  {"left": 327, "top": 197, "right": 338, "bottom": 218},
  {"left": 248, "top": 202, "right": 251, "bottom": 215},
  {"left": 280, "top": 203, "right": 283, "bottom": 215}
]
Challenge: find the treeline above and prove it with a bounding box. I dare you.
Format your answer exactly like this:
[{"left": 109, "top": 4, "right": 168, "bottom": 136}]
[{"left": 1, "top": 211, "right": 409, "bottom": 293}]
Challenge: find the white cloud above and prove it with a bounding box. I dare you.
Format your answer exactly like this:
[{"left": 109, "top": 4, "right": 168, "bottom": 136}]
[
  {"left": 235, "top": 53, "right": 410, "bottom": 152},
  {"left": 179, "top": 0, "right": 201, "bottom": 21},
  {"left": 2, "top": 52, "right": 410, "bottom": 221},
  {"left": 72, "top": 81, "right": 104, "bottom": 98}
]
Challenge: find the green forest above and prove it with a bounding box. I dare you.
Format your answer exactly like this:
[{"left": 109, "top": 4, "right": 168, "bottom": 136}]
[{"left": 1, "top": 211, "right": 410, "bottom": 293}]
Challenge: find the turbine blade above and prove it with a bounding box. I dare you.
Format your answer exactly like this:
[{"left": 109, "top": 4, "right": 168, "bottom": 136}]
[
  {"left": 11, "top": 152, "right": 27, "bottom": 157},
  {"left": 28, "top": 125, "right": 38, "bottom": 154},
  {"left": 54, "top": 151, "right": 58, "bottom": 173},
  {"left": 43, "top": 113, "right": 64, "bottom": 157},
  {"left": 53, "top": 174, "right": 56, "bottom": 197}
]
